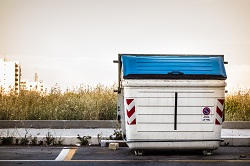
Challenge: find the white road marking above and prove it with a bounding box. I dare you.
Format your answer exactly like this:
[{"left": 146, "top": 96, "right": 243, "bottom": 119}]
[
  {"left": 55, "top": 148, "right": 70, "bottom": 161},
  {"left": 71, "top": 160, "right": 250, "bottom": 163},
  {"left": 0, "top": 160, "right": 54, "bottom": 162},
  {"left": 0, "top": 160, "right": 249, "bottom": 162},
  {"left": 55, "top": 147, "right": 77, "bottom": 161}
]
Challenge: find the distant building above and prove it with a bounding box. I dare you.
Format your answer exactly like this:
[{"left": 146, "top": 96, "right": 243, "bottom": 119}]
[
  {"left": 20, "top": 73, "right": 46, "bottom": 93},
  {"left": 20, "top": 80, "right": 27, "bottom": 91},
  {"left": 0, "top": 58, "right": 21, "bottom": 94}
]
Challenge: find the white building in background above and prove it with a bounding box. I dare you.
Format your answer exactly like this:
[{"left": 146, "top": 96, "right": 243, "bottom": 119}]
[
  {"left": 0, "top": 58, "right": 21, "bottom": 94},
  {"left": 0, "top": 58, "right": 46, "bottom": 94},
  {"left": 20, "top": 73, "right": 46, "bottom": 93}
]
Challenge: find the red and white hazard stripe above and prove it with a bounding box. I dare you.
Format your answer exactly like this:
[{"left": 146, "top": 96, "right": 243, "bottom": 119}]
[
  {"left": 126, "top": 99, "right": 136, "bottom": 125},
  {"left": 215, "top": 99, "right": 224, "bottom": 125}
]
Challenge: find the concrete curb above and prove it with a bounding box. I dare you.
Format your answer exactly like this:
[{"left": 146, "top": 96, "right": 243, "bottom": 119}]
[
  {"left": 0, "top": 136, "right": 105, "bottom": 146},
  {"left": 0, "top": 120, "right": 119, "bottom": 129},
  {"left": 0, "top": 136, "right": 249, "bottom": 146},
  {"left": 0, "top": 120, "right": 250, "bottom": 129},
  {"left": 0, "top": 121, "right": 249, "bottom": 146},
  {"left": 222, "top": 121, "right": 250, "bottom": 129},
  {"left": 222, "top": 137, "right": 250, "bottom": 146},
  {"left": 0, "top": 128, "right": 249, "bottom": 146}
]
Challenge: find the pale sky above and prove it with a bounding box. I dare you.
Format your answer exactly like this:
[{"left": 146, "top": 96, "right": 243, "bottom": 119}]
[{"left": 0, "top": 0, "right": 250, "bottom": 92}]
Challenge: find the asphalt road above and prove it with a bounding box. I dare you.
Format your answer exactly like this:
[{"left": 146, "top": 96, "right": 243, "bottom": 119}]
[{"left": 0, "top": 146, "right": 249, "bottom": 166}]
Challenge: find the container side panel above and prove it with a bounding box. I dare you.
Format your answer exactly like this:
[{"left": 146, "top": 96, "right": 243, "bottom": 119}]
[
  {"left": 177, "top": 106, "right": 214, "bottom": 115},
  {"left": 129, "top": 130, "right": 217, "bottom": 140},
  {"left": 178, "top": 98, "right": 215, "bottom": 107},
  {"left": 137, "top": 114, "right": 214, "bottom": 124},
  {"left": 177, "top": 114, "right": 215, "bottom": 123},
  {"left": 123, "top": 79, "right": 225, "bottom": 147},
  {"left": 137, "top": 115, "right": 175, "bottom": 123},
  {"left": 136, "top": 98, "right": 175, "bottom": 107},
  {"left": 137, "top": 124, "right": 214, "bottom": 132},
  {"left": 137, "top": 106, "right": 175, "bottom": 115}
]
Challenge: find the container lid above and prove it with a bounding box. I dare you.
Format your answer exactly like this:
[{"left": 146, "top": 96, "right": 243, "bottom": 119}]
[{"left": 121, "top": 55, "right": 227, "bottom": 80}]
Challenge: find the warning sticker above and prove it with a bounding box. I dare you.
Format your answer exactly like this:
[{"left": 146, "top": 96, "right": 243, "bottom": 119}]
[{"left": 202, "top": 107, "right": 211, "bottom": 122}]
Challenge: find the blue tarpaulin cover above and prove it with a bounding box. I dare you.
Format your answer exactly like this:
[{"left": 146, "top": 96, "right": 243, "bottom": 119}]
[{"left": 121, "top": 55, "right": 227, "bottom": 79}]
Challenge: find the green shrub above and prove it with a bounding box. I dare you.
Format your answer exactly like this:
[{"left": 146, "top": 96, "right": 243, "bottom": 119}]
[
  {"left": 31, "top": 137, "right": 38, "bottom": 145},
  {"left": 1, "top": 136, "right": 14, "bottom": 145},
  {"left": 20, "top": 136, "right": 29, "bottom": 145},
  {"left": 109, "top": 129, "right": 123, "bottom": 140},
  {"left": 45, "top": 132, "right": 55, "bottom": 146},
  {"left": 77, "top": 134, "right": 91, "bottom": 146}
]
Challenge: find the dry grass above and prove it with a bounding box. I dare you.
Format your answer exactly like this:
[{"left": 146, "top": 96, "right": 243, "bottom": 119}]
[
  {"left": 225, "top": 90, "right": 250, "bottom": 121},
  {"left": 0, "top": 86, "right": 249, "bottom": 121},
  {"left": 0, "top": 85, "right": 117, "bottom": 120}
]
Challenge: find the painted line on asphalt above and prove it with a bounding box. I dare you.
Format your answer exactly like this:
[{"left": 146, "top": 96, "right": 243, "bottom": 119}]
[
  {"left": 64, "top": 148, "right": 77, "bottom": 161},
  {"left": 69, "top": 160, "right": 250, "bottom": 163},
  {"left": 55, "top": 147, "right": 77, "bottom": 161},
  {"left": 0, "top": 160, "right": 249, "bottom": 162},
  {"left": 0, "top": 160, "right": 54, "bottom": 162},
  {"left": 55, "top": 148, "right": 69, "bottom": 161}
]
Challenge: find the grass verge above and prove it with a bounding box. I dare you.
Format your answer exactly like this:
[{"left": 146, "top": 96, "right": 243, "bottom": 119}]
[
  {"left": 0, "top": 86, "right": 249, "bottom": 121},
  {"left": 0, "top": 85, "right": 117, "bottom": 120}
]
